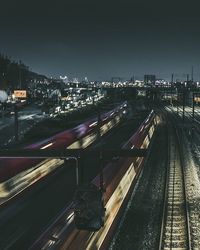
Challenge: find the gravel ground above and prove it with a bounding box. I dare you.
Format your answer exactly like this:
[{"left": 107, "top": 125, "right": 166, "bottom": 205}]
[
  {"left": 109, "top": 121, "right": 167, "bottom": 250},
  {"left": 161, "top": 106, "right": 200, "bottom": 249},
  {"left": 180, "top": 127, "right": 200, "bottom": 249},
  {"left": 108, "top": 105, "right": 200, "bottom": 250}
]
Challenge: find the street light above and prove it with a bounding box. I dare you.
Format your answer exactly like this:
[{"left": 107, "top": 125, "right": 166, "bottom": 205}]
[
  {"left": 182, "top": 89, "right": 185, "bottom": 123},
  {"left": 192, "top": 92, "right": 195, "bottom": 124},
  {"left": 14, "top": 103, "right": 19, "bottom": 142}
]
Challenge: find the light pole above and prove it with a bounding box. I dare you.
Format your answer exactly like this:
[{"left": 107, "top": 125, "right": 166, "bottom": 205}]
[
  {"left": 182, "top": 90, "right": 185, "bottom": 123},
  {"left": 192, "top": 92, "right": 195, "bottom": 124},
  {"left": 182, "top": 79, "right": 188, "bottom": 123},
  {"left": 19, "top": 64, "right": 22, "bottom": 89},
  {"left": 65, "top": 157, "right": 79, "bottom": 185},
  {"left": 14, "top": 103, "right": 19, "bottom": 142}
]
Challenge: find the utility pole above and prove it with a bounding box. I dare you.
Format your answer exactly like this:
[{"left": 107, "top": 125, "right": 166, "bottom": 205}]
[
  {"left": 97, "top": 108, "right": 104, "bottom": 192},
  {"left": 182, "top": 75, "right": 188, "bottom": 123},
  {"left": 187, "top": 74, "right": 189, "bottom": 84},
  {"left": 182, "top": 90, "right": 185, "bottom": 123},
  {"left": 182, "top": 74, "right": 189, "bottom": 123},
  {"left": 132, "top": 75, "right": 135, "bottom": 84},
  {"left": 97, "top": 108, "right": 101, "bottom": 141},
  {"left": 14, "top": 104, "right": 19, "bottom": 142},
  {"left": 171, "top": 73, "right": 174, "bottom": 84},
  {"left": 19, "top": 63, "right": 22, "bottom": 89},
  {"left": 192, "top": 92, "right": 195, "bottom": 123},
  {"left": 170, "top": 73, "right": 174, "bottom": 106},
  {"left": 177, "top": 93, "right": 178, "bottom": 115},
  {"left": 191, "top": 66, "right": 194, "bottom": 83}
]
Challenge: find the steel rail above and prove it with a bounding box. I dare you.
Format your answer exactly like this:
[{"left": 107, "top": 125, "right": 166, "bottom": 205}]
[
  {"left": 158, "top": 107, "right": 192, "bottom": 250},
  {"left": 176, "top": 127, "right": 192, "bottom": 250},
  {"left": 158, "top": 116, "right": 170, "bottom": 250}
]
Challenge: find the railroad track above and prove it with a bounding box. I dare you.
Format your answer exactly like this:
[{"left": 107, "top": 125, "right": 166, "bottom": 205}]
[
  {"left": 159, "top": 123, "right": 191, "bottom": 250},
  {"left": 159, "top": 106, "right": 200, "bottom": 250},
  {"left": 179, "top": 127, "right": 200, "bottom": 250},
  {"left": 156, "top": 108, "right": 200, "bottom": 250}
]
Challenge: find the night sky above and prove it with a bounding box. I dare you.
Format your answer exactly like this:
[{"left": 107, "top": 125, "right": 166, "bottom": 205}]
[{"left": 1, "top": 0, "right": 200, "bottom": 81}]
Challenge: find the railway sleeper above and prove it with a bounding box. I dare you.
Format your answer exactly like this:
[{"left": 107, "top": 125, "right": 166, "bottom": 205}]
[
  {"left": 163, "top": 241, "right": 188, "bottom": 248},
  {"left": 166, "top": 222, "right": 186, "bottom": 228},
  {"left": 167, "top": 201, "right": 184, "bottom": 205}
]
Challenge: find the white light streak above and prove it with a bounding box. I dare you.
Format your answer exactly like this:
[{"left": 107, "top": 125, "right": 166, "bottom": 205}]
[{"left": 40, "top": 143, "right": 53, "bottom": 149}]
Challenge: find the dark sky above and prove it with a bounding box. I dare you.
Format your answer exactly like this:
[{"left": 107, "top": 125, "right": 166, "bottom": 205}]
[{"left": 1, "top": 0, "right": 200, "bottom": 81}]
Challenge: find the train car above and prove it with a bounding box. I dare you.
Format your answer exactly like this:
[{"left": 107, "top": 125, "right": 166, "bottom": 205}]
[
  {"left": 87, "top": 110, "right": 158, "bottom": 250},
  {"left": 0, "top": 102, "right": 127, "bottom": 203},
  {"left": 30, "top": 109, "right": 159, "bottom": 250}
]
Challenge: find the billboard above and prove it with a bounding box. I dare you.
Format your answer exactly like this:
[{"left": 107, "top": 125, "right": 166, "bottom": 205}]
[{"left": 14, "top": 90, "right": 27, "bottom": 98}]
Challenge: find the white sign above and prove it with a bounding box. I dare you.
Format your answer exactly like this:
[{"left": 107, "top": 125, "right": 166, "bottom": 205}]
[{"left": 14, "top": 90, "right": 27, "bottom": 98}]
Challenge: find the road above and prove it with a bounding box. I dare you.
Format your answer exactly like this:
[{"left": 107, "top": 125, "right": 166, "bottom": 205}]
[{"left": 0, "top": 104, "right": 46, "bottom": 147}]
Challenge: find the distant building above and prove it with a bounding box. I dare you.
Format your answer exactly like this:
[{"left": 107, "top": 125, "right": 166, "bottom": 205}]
[
  {"left": 144, "top": 75, "right": 156, "bottom": 84},
  {"left": 60, "top": 76, "right": 69, "bottom": 84},
  {"left": 155, "top": 79, "right": 169, "bottom": 86}
]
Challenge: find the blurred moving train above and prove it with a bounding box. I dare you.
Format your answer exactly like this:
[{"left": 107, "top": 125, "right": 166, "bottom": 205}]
[
  {"left": 0, "top": 102, "right": 127, "bottom": 203},
  {"left": 31, "top": 109, "right": 160, "bottom": 250}
]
